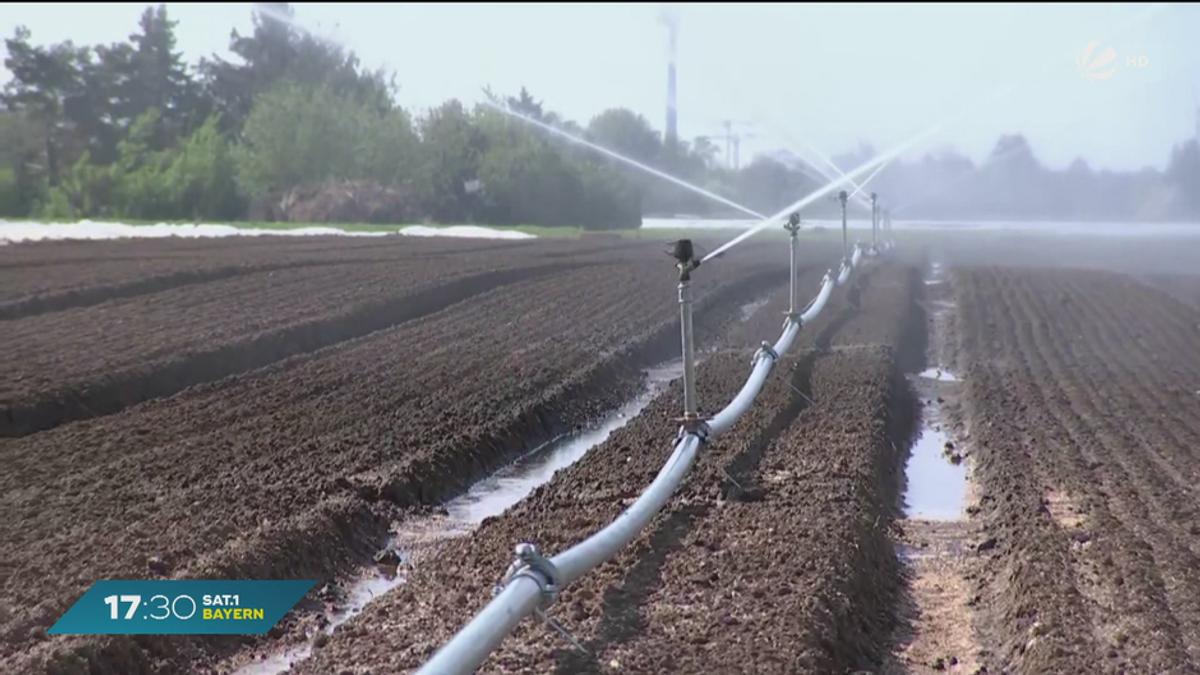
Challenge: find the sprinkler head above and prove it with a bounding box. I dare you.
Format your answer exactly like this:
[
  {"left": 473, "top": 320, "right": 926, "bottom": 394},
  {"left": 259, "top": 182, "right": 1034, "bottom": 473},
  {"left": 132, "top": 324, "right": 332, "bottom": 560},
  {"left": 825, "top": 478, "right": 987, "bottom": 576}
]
[
  {"left": 787, "top": 212, "right": 801, "bottom": 227},
  {"left": 871, "top": 192, "right": 877, "bottom": 202},
  {"left": 669, "top": 239, "right": 695, "bottom": 266},
  {"left": 669, "top": 238, "right": 702, "bottom": 280},
  {"left": 838, "top": 190, "right": 848, "bottom": 204}
]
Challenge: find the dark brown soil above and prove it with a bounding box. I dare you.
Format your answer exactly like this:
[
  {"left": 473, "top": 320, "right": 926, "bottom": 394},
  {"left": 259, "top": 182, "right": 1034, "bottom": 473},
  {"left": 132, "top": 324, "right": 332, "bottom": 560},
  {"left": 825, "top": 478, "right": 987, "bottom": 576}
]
[
  {"left": 282, "top": 261, "right": 923, "bottom": 675},
  {"left": 952, "top": 266, "right": 1200, "bottom": 675},
  {"left": 11, "top": 228, "right": 1200, "bottom": 675},
  {"left": 0, "top": 237, "right": 800, "bottom": 674},
  {"left": 0, "top": 238, "right": 801, "bottom": 437},
  {"left": 0, "top": 236, "right": 545, "bottom": 316}
]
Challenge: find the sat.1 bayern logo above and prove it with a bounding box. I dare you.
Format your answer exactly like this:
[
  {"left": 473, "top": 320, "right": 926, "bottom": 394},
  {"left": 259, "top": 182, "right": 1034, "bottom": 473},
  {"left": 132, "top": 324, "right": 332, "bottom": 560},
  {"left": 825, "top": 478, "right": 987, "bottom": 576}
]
[{"left": 48, "top": 580, "right": 316, "bottom": 635}]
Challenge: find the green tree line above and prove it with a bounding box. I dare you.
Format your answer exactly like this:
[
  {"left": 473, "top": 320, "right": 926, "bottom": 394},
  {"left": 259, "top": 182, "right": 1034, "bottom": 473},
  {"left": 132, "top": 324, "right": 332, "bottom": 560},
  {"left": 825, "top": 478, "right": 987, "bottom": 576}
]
[
  {"left": 829, "top": 133, "right": 1200, "bottom": 221},
  {"left": 0, "top": 3, "right": 768, "bottom": 229},
  {"left": 2, "top": 3, "right": 1197, "bottom": 226}
]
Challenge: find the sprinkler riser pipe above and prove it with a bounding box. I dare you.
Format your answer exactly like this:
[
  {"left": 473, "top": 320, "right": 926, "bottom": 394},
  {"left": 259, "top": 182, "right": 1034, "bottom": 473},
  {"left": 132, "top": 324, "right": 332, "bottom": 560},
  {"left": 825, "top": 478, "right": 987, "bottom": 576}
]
[
  {"left": 870, "top": 196, "right": 878, "bottom": 248},
  {"left": 413, "top": 215, "right": 898, "bottom": 675},
  {"left": 679, "top": 280, "right": 697, "bottom": 418},
  {"left": 841, "top": 202, "right": 849, "bottom": 262},
  {"left": 788, "top": 229, "right": 799, "bottom": 316}
]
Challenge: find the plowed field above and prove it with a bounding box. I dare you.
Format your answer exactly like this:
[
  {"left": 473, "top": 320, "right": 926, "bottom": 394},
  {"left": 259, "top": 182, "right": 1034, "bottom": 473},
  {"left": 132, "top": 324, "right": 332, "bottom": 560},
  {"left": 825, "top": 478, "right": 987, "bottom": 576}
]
[
  {"left": 5, "top": 230, "right": 1200, "bottom": 675},
  {"left": 952, "top": 266, "right": 1200, "bottom": 675}
]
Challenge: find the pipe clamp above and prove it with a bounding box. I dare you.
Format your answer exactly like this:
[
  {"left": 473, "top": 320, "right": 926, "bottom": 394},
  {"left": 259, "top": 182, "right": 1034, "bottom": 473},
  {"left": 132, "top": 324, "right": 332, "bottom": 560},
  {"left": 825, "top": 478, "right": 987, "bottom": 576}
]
[{"left": 497, "top": 543, "right": 561, "bottom": 605}]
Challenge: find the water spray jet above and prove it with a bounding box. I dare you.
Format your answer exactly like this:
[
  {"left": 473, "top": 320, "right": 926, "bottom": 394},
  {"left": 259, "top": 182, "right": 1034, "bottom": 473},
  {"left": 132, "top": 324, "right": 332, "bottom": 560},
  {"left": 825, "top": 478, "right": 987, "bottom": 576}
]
[
  {"left": 754, "top": 114, "right": 873, "bottom": 210},
  {"left": 483, "top": 101, "right": 767, "bottom": 221},
  {"left": 703, "top": 1, "right": 1173, "bottom": 264},
  {"left": 848, "top": 159, "right": 892, "bottom": 201},
  {"left": 702, "top": 147, "right": 905, "bottom": 263}
]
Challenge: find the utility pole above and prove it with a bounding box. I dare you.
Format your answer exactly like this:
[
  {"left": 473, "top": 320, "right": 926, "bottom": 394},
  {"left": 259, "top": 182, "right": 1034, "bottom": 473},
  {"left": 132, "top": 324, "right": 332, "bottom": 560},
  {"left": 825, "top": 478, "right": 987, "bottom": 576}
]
[
  {"left": 714, "top": 120, "right": 754, "bottom": 170},
  {"left": 731, "top": 132, "right": 756, "bottom": 171},
  {"left": 722, "top": 120, "right": 732, "bottom": 168}
]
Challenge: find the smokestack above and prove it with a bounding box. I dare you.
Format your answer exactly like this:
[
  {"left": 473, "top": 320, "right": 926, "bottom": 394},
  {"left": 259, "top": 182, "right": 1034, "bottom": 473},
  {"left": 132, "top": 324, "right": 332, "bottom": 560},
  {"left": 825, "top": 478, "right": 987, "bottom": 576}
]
[
  {"left": 659, "top": 6, "right": 679, "bottom": 150},
  {"left": 666, "top": 54, "right": 678, "bottom": 148}
]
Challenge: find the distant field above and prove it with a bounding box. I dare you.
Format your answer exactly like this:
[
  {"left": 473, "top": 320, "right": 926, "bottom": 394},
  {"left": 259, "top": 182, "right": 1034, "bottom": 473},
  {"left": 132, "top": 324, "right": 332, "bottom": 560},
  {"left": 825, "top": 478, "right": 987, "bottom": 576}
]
[{"left": 3, "top": 217, "right": 1200, "bottom": 675}]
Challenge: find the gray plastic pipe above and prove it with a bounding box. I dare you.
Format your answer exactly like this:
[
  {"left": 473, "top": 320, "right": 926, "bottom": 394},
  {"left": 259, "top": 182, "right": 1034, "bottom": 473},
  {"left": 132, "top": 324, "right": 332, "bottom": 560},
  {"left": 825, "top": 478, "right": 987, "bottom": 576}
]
[
  {"left": 414, "top": 574, "right": 546, "bottom": 675},
  {"left": 707, "top": 317, "right": 801, "bottom": 437},
  {"left": 553, "top": 432, "right": 704, "bottom": 583},
  {"left": 837, "top": 263, "right": 852, "bottom": 286},
  {"left": 415, "top": 257, "right": 862, "bottom": 675},
  {"left": 801, "top": 273, "right": 837, "bottom": 324}
]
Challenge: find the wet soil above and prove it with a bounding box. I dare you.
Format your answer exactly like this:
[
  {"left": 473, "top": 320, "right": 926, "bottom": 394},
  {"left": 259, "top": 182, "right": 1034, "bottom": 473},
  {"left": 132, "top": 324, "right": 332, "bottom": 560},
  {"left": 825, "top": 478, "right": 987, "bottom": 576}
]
[
  {"left": 0, "top": 239, "right": 801, "bottom": 674},
  {"left": 10, "top": 231, "right": 1200, "bottom": 675},
  {"left": 284, "top": 262, "right": 925, "bottom": 675}
]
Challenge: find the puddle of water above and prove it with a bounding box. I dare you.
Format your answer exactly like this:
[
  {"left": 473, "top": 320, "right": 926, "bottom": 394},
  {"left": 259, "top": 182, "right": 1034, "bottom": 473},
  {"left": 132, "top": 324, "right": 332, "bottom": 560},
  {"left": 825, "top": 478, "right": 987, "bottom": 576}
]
[
  {"left": 443, "top": 360, "right": 682, "bottom": 526},
  {"left": 233, "top": 359, "right": 686, "bottom": 675},
  {"left": 902, "top": 373, "right": 967, "bottom": 522},
  {"left": 917, "top": 368, "right": 959, "bottom": 382},
  {"left": 925, "top": 260, "right": 947, "bottom": 285},
  {"left": 232, "top": 570, "right": 404, "bottom": 675},
  {"left": 236, "top": 644, "right": 311, "bottom": 675},
  {"left": 903, "top": 420, "right": 968, "bottom": 521}
]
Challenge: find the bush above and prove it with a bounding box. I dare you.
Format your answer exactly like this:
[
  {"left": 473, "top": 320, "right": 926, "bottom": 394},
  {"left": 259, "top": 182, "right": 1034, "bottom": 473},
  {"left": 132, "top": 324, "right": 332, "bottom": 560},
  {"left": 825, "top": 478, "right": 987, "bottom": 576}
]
[{"left": 280, "top": 179, "right": 418, "bottom": 224}]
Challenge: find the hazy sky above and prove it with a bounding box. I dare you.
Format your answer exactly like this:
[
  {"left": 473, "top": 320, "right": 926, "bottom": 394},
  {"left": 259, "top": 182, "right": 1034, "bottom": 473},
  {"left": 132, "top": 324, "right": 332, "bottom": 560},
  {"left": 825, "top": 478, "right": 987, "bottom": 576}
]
[{"left": 3, "top": 2, "right": 1198, "bottom": 172}]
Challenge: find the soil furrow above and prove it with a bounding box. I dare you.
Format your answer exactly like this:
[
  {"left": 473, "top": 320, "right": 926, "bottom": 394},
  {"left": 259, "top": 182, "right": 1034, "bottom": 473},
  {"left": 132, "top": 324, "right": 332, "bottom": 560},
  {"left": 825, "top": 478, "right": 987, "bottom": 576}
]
[
  {"left": 1, "top": 263, "right": 577, "bottom": 437},
  {"left": 1064, "top": 277, "right": 1200, "bottom": 484},
  {"left": 951, "top": 268, "right": 1105, "bottom": 675},
  {"left": 0, "top": 253, "right": 788, "bottom": 675},
  {"left": 1008, "top": 269, "right": 1196, "bottom": 670},
  {"left": 954, "top": 266, "right": 1200, "bottom": 675},
  {"left": 282, "top": 260, "right": 917, "bottom": 675},
  {"left": 1014, "top": 287, "right": 1194, "bottom": 673},
  {"left": 11, "top": 233, "right": 1200, "bottom": 675},
  {"left": 1028, "top": 274, "right": 1200, "bottom": 668},
  {"left": 0, "top": 257, "right": 424, "bottom": 321},
  {"left": 597, "top": 349, "right": 908, "bottom": 675}
]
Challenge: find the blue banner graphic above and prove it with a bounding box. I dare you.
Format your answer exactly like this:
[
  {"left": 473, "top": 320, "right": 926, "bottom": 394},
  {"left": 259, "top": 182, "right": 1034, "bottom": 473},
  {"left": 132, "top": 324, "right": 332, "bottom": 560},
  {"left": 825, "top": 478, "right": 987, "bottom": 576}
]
[{"left": 47, "top": 580, "right": 317, "bottom": 635}]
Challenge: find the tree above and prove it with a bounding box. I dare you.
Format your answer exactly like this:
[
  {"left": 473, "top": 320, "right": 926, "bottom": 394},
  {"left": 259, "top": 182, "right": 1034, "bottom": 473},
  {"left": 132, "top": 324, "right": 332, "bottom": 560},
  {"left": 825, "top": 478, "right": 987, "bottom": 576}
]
[
  {"left": 735, "top": 157, "right": 795, "bottom": 214},
  {"left": 474, "top": 108, "right": 583, "bottom": 226},
  {"left": 415, "top": 100, "right": 488, "bottom": 222},
  {"left": 3, "top": 4, "right": 1195, "bottom": 226},
  {"left": 199, "top": 3, "right": 393, "bottom": 136},
  {"left": 114, "top": 5, "right": 205, "bottom": 149},
  {"left": 1165, "top": 140, "right": 1200, "bottom": 215},
  {"left": 505, "top": 87, "right": 545, "bottom": 122},
  {"left": 690, "top": 136, "right": 721, "bottom": 170},
  {"left": 0, "top": 110, "right": 44, "bottom": 215},
  {"left": 2, "top": 27, "right": 92, "bottom": 185},
  {"left": 586, "top": 108, "right": 662, "bottom": 166},
  {"left": 234, "top": 81, "right": 411, "bottom": 201}
]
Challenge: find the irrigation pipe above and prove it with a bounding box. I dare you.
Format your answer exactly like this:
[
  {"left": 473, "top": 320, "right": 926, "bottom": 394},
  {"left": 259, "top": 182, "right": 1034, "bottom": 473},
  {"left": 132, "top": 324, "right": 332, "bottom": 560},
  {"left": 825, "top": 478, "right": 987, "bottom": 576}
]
[{"left": 414, "top": 237, "right": 883, "bottom": 675}]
